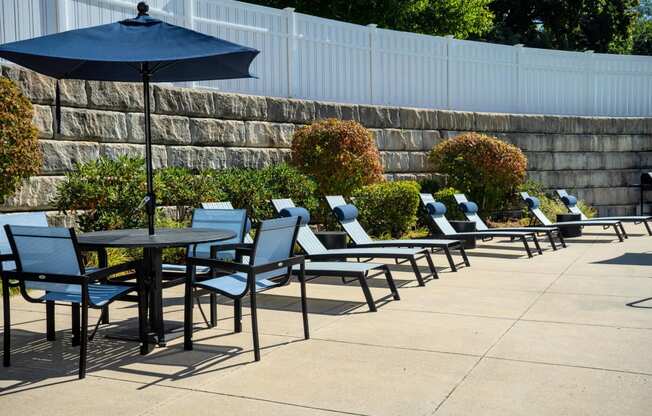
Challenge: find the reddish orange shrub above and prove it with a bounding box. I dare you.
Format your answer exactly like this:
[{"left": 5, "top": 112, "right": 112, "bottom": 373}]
[{"left": 428, "top": 132, "right": 527, "bottom": 213}]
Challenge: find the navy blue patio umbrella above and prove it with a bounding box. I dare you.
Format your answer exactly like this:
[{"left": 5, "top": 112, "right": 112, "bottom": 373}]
[{"left": 0, "top": 2, "right": 259, "bottom": 235}]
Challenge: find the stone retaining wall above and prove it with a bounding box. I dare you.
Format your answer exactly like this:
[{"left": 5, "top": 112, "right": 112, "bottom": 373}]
[{"left": 2, "top": 64, "right": 651, "bottom": 216}]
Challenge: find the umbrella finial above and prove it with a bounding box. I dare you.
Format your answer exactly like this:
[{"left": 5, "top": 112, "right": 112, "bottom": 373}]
[{"left": 137, "top": 2, "right": 149, "bottom": 16}]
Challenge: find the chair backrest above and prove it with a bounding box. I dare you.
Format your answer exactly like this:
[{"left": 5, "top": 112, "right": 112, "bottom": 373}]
[
  {"left": 272, "top": 198, "right": 328, "bottom": 255},
  {"left": 519, "top": 192, "right": 552, "bottom": 226},
  {"left": 453, "top": 193, "right": 489, "bottom": 231},
  {"left": 419, "top": 193, "right": 456, "bottom": 235},
  {"left": 202, "top": 202, "right": 254, "bottom": 243},
  {"left": 555, "top": 189, "right": 586, "bottom": 219},
  {"left": 250, "top": 217, "right": 300, "bottom": 280},
  {"left": 5, "top": 225, "right": 83, "bottom": 276},
  {"left": 0, "top": 212, "right": 48, "bottom": 271},
  {"left": 325, "top": 195, "right": 373, "bottom": 245},
  {"left": 191, "top": 208, "right": 248, "bottom": 259}
]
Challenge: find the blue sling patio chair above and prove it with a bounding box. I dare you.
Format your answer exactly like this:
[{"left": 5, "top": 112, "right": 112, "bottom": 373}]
[
  {"left": 1, "top": 225, "right": 146, "bottom": 379},
  {"left": 183, "top": 217, "right": 307, "bottom": 362},
  {"left": 519, "top": 191, "right": 626, "bottom": 242},
  {"left": 272, "top": 198, "right": 438, "bottom": 286},
  {"left": 325, "top": 195, "right": 470, "bottom": 271},
  {"left": 555, "top": 189, "right": 651, "bottom": 236},
  {"left": 452, "top": 193, "right": 567, "bottom": 250},
  {"left": 161, "top": 208, "right": 250, "bottom": 328},
  {"left": 419, "top": 193, "right": 543, "bottom": 258},
  {"left": 202, "top": 201, "right": 400, "bottom": 312}
]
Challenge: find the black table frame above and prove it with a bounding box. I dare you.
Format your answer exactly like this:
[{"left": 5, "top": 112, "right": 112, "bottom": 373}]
[{"left": 78, "top": 228, "right": 236, "bottom": 353}]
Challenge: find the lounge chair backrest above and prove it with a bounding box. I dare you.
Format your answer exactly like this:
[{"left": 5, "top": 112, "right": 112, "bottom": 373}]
[
  {"left": 191, "top": 209, "right": 248, "bottom": 259},
  {"left": 250, "top": 217, "right": 300, "bottom": 281},
  {"left": 419, "top": 193, "right": 456, "bottom": 235},
  {"left": 555, "top": 190, "right": 587, "bottom": 220},
  {"left": 454, "top": 193, "right": 489, "bottom": 231},
  {"left": 272, "top": 199, "right": 328, "bottom": 255},
  {"left": 202, "top": 202, "right": 254, "bottom": 244},
  {"left": 325, "top": 195, "right": 373, "bottom": 245},
  {"left": 520, "top": 192, "right": 553, "bottom": 226}
]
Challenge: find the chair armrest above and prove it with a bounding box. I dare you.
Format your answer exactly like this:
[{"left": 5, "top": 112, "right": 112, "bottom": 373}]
[
  {"left": 250, "top": 255, "right": 304, "bottom": 274},
  {"left": 0, "top": 253, "right": 14, "bottom": 262},
  {"left": 85, "top": 260, "right": 143, "bottom": 281},
  {"left": 187, "top": 256, "right": 251, "bottom": 274},
  {"left": 209, "top": 243, "right": 253, "bottom": 258}
]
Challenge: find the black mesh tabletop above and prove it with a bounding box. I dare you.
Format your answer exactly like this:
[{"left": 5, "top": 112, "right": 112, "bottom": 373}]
[{"left": 78, "top": 228, "right": 236, "bottom": 249}]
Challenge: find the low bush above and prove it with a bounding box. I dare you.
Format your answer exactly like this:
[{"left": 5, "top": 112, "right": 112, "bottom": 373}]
[
  {"left": 352, "top": 181, "right": 420, "bottom": 238},
  {"left": 0, "top": 77, "right": 42, "bottom": 204},
  {"left": 428, "top": 132, "right": 527, "bottom": 215},
  {"left": 156, "top": 166, "right": 226, "bottom": 221}
]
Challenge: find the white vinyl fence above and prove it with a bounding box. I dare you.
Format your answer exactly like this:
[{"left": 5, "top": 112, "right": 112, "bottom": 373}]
[{"left": 2, "top": 0, "right": 652, "bottom": 116}]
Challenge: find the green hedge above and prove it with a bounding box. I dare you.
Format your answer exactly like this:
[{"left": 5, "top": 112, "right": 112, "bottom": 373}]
[{"left": 352, "top": 181, "right": 420, "bottom": 238}]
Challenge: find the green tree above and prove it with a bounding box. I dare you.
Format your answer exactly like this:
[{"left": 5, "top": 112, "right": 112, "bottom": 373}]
[
  {"left": 244, "top": 0, "right": 494, "bottom": 38},
  {"left": 633, "top": 0, "right": 652, "bottom": 54},
  {"left": 485, "top": 0, "right": 638, "bottom": 54}
]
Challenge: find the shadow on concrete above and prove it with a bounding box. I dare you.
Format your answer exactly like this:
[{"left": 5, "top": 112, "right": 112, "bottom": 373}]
[{"left": 592, "top": 252, "right": 652, "bottom": 266}]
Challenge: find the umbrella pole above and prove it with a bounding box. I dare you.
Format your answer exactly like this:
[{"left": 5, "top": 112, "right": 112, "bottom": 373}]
[{"left": 142, "top": 63, "right": 156, "bottom": 235}]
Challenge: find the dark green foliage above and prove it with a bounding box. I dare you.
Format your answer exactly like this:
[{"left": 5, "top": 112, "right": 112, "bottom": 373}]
[
  {"left": 0, "top": 77, "right": 42, "bottom": 203},
  {"left": 351, "top": 181, "right": 420, "bottom": 238}
]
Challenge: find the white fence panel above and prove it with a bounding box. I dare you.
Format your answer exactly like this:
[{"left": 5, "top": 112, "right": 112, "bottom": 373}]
[{"left": 1, "top": 0, "right": 652, "bottom": 116}]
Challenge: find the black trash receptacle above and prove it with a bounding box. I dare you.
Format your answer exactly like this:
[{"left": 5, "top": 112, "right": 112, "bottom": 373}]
[
  {"left": 314, "top": 231, "right": 348, "bottom": 250},
  {"left": 556, "top": 213, "right": 582, "bottom": 237},
  {"left": 448, "top": 220, "right": 477, "bottom": 249}
]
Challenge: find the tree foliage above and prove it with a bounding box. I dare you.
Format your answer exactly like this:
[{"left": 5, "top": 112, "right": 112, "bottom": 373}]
[{"left": 633, "top": 0, "right": 652, "bottom": 54}]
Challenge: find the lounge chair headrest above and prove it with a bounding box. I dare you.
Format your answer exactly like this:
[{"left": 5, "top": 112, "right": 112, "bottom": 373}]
[
  {"left": 333, "top": 204, "right": 358, "bottom": 221},
  {"left": 426, "top": 202, "right": 446, "bottom": 216},
  {"left": 459, "top": 201, "right": 478, "bottom": 214},
  {"left": 279, "top": 207, "right": 310, "bottom": 225},
  {"left": 561, "top": 195, "right": 577, "bottom": 207},
  {"left": 525, "top": 196, "right": 540, "bottom": 209}
]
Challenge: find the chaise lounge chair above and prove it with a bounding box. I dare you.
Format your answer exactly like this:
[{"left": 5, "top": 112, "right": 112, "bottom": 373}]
[
  {"left": 202, "top": 202, "right": 400, "bottom": 312},
  {"left": 419, "top": 193, "right": 543, "bottom": 258},
  {"left": 452, "top": 193, "right": 566, "bottom": 250},
  {"left": 520, "top": 192, "right": 625, "bottom": 242},
  {"left": 325, "top": 195, "right": 469, "bottom": 271},
  {"left": 272, "top": 198, "right": 438, "bottom": 286},
  {"left": 556, "top": 189, "right": 651, "bottom": 236}
]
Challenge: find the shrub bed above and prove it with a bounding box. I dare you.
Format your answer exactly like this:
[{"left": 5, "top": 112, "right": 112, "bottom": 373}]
[{"left": 352, "top": 181, "right": 420, "bottom": 238}]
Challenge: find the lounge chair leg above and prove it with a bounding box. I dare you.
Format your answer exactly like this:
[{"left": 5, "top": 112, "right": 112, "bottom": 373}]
[
  {"left": 249, "top": 291, "right": 260, "bottom": 362},
  {"left": 299, "top": 263, "right": 309, "bottom": 339},
  {"left": 424, "top": 252, "right": 439, "bottom": 280},
  {"left": 558, "top": 231, "right": 567, "bottom": 248},
  {"left": 46, "top": 301, "right": 56, "bottom": 341},
  {"left": 533, "top": 235, "right": 543, "bottom": 255},
  {"left": 644, "top": 220, "right": 652, "bottom": 236},
  {"left": 460, "top": 246, "right": 470, "bottom": 266},
  {"left": 71, "top": 303, "right": 80, "bottom": 346},
  {"left": 443, "top": 247, "right": 457, "bottom": 272},
  {"left": 547, "top": 231, "right": 557, "bottom": 251},
  {"left": 2, "top": 276, "right": 10, "bottom": 367},
  {"left": 357, "top": 273, "right": 377, "bottom": 312},
  {"left": 384, "top": 267, "right": 400, "bottom": 301},
  {"left": 521, "top": 237, "right": 533, "bottom": 258},
  {"left": 614, "top": 225, "right": 624, "bottom": 242},
  {"left": 409, "top": 257, "right": 426, "bottom": 286},
  {"left": 234, "top": 298, "right": 242, "bottom": 333},
  {"left": 620, "top": 223, "right": 628, "bottom": 239},
  {"left": 100, "top": 306, "right": 109, "bottom": 325},
  {"left": 79, "top": 293, "right": 88, "bottom": 379},
  {"left": 209, "top": 293, "right": 218, "bottom": 328},
  {"left": 184, "top": 267, "right": 195, "bottom": 351}
]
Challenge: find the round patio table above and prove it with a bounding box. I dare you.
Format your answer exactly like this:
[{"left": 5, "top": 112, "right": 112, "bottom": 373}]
[{"left": 78, "top": 228, "right": 235, "bottom": 352}]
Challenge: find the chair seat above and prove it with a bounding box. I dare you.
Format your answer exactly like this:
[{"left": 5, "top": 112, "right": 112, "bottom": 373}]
[
  {"left": 325, "top": 247, "right": 424, "bottom": 256},
  {"left": 195, "top": 272, "right": 278, "bottom": 296},
  {"left": 294, "top": 261, "right": 383, "bottom": 273},
  {"left": 43, "top": 283, "right": 133, "bottom": 307},
  {"left": 162, "top": 264, "right": 211, "bottom": 274},
  {"left": 355, "top": 239, "right": 458, "bottom": 247}
]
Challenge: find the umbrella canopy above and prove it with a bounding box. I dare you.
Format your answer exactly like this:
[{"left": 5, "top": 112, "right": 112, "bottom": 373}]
[{"left": 0, "top": 2, "right": 259, "bottom": 235}]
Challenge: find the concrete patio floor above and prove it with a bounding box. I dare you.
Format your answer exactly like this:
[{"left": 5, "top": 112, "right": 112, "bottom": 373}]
[{"left": 1, "top": 224, "right": 651, "bottom": 415}]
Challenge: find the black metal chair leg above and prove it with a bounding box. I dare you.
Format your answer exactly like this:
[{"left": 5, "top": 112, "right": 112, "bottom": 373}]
[
  {"left": 209, "top": 293, "right": 218, "bottom": 328},
  {"left": 614, "top": 225, "right": 624, "bottom": 242},
  {"left": 547, "top": 231, "right": 557, "bottom": 251},
  {"left": 139, "top": 279, "right": 150, "bottom": 355},
  {"left": 521, "top": 237, "right": 533, "bottom": 258},
  {"left": 100, "top": 306, "right": 109, "bottom": 325},
  {"left": 384, "top": 268, "right": 400, "bottom": 301},
  {"left": 558, "top": 231, "right": 567, "bottom": 248},
  {"left": 71, "top": 303, "right": 80, "bottom": 346},
  {"left": 409, "top": 258, "right": 426, "bottom": 286},
  {"left": 79, "top": 295, "right": 88, "bottom": 379},
  {"left": 249, "top": 291, "right": 260, "bottom": 362},
  {"left": 443, "top": 247, "right": 457, "bottom": 272},
  {"left": 460, "top": 246, "right": 470, "bottom": 266},
  {"left": 298, "top": 263, "right": 309, "bottom": 339},
  {"left": 644, "top": 220, "right": 652, "bottom": 236},
  {"left": 2, "top": 277, "right": 10, "bottom": 367},
  {"left": 532, "top": 235, "right": 543, "bottom": 255},
  {"left": 234, "top": 298, "right": 242, "bottom": 333},
  {"left": 620, "top": 223, "right": 628, "bottom": 239},
  {"left": 46, "top": 300, "right": 56, "bottom": 341},
  {"left": 357, "top": 273, "right": 377, "bottom": 312},
  {"left": 184, "top": 267, "right": 194, "bottom": 351},
  {"left": 424, "top": 252, "right": 439, "bottom": 280}
]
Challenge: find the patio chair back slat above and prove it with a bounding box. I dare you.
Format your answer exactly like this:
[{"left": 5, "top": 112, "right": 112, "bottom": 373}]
[
  {"left": 453, "top": 193, "right": 489, "bottom": 231},
  {"left": 419, "top": 193, "right": 457, "bottom": 235},
  {"left": 520, "top": 192, "right": 553, "bottom": 226},
  {"left": 250, "top": 217, "right": 300, "bottom": 281},
  {"left": 555, "top": 189, "right": 587, "bottom": 219},
  {"left": 0, "top": 212, "right": 48, "bottom": 271},
  {"left": 202, "top": 202, "right": 254, "bottom": 244},
  {"left": 325, "top": 195, "right": 373, "bottom": 245},
  {"left": 191, "top": 209, "right": 248, "bottom": 259}
]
